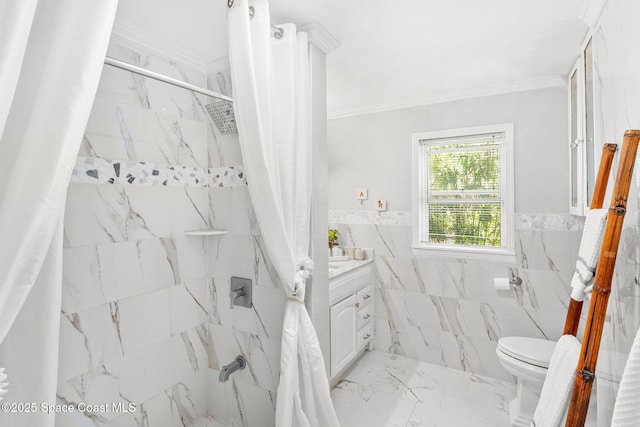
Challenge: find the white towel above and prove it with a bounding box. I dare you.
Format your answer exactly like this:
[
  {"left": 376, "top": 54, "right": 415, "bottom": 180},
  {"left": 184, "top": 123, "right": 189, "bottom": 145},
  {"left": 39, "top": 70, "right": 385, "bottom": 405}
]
[
  {"left": 531, "top": 334, "right": 581, "bottom": 427},
  {"left": 570, "top": 209, "right": 608, "bottom": 302},
  {"left": 611, "top": 324, "right": 640, "bottom": 426}
]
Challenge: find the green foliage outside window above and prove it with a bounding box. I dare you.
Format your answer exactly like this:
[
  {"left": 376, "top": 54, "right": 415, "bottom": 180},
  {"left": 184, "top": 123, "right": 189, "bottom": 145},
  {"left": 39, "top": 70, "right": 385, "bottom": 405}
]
[{"left": 427, "top": 144, "right": 502, "bottom": 247}]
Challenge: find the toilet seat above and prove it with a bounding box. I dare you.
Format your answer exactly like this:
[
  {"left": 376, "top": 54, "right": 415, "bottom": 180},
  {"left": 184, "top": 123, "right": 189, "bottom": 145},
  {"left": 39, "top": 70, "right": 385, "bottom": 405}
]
[{"left": 498, "top": 337, "right": 556, "bottom": 369}]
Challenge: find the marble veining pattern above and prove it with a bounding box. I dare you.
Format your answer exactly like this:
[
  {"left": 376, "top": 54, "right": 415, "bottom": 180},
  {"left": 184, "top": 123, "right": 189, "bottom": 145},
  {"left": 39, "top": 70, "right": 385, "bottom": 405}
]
[
  {"left": 58, "top": 4, "right": 640, "bottom": 426},
  {"left": 590, "top": 2, "right": 640, "bottom": 425},
  {"left": 72, "top": 157, "right": 245, "bottom": 188},
  {"left": 331, "top": 350, "right": 514, "bottom": 427},
  {"left": 330, "top": 215, "right": 583, "bottom": 381},
  {"left": 58, "top": 35, "right": 283, "bottom": 427},
  {"left": 188, "top": 416, "right": 231, "bottom": 427}
]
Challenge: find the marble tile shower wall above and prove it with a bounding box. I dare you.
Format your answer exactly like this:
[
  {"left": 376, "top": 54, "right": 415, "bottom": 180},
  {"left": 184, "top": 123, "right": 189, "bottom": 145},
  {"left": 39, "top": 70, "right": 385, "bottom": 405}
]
[
  {"left": 205, "top": 159, "right": 284, "bottom": 427},
  {"left": 57, "top": 38, "right": 283, "bottom": 427},
  {"left": 329, "top": 212, "right": 585, "bottom": 381}
]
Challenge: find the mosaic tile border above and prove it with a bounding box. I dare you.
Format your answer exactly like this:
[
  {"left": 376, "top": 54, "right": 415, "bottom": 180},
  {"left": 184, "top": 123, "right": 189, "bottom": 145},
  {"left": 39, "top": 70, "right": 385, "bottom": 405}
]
[
  {"left": 72, "top": 157, "right": 245, "bottom": 188},
  {"left": 515, "top": 213, "right": 584, "bottom": 231},
  {"left": 329, "top": 210, "right": 412, "bottom": 226},
  {"left": 329, "top": 209, "right": 585, "bottom": 231}
]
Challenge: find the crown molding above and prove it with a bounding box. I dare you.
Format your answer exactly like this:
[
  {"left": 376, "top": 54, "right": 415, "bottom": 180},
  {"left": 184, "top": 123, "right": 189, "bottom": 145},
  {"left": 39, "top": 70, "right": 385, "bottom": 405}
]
[
  {"left": 110, "top": 19, "right": 331, "bottom": 74},
  {"left": 205, "top": 55, "right": 231, "bottom": 74},
  {"left": 110, "top": 19, "right": 209, "bottom": 72},
  {"left": 578, "top": 0, "right": 609, "bottom": 28},
  {"left": 299, "top": 22, "right": 340, "bottom": 55},
  {"left": 327, "top": 76, "right": 566, "bottom": 120}
]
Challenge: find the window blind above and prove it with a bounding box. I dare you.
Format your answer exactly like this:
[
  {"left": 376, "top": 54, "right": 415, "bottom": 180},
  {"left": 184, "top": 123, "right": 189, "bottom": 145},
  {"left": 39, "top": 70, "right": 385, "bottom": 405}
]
[{"left": 420, "top": 132, "right": 504, "bottom": 247}]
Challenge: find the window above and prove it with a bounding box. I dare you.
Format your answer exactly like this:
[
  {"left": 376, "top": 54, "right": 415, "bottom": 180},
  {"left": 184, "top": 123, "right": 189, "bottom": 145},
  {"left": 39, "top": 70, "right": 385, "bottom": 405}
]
[
  {"left": 568, "top": 34, "right": 596, "bottom": 216},
  {"left": 412, "top": 124, "right": 515, "bottom": 261}
]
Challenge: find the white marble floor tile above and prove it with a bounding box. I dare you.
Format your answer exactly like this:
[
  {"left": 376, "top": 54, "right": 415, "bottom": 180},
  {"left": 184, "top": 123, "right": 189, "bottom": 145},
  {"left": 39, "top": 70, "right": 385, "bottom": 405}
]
[
  {"left": 332, "top": 350, "right": 514, "bottom": 427},
  {"left": 188, "top": 415, "right": 231, "bottom": 427}
]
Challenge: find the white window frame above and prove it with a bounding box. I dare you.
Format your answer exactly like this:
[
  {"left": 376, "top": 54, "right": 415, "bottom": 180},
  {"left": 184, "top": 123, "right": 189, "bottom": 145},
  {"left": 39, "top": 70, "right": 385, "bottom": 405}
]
[
  {"left": 411, "top": 123, "right": 515, "bottom": 262},
  {"left": 568, "top": 31, "right": 598, "bottom": 216},
  {"left": 568, "top": 57, "right": 585, "bottom": 216}
]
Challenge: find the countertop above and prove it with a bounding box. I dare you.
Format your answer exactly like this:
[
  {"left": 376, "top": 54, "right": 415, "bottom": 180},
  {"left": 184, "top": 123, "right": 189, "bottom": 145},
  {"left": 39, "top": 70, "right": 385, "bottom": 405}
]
[{"left": 328, "top": 249, "right": 374, "bottom": 279}]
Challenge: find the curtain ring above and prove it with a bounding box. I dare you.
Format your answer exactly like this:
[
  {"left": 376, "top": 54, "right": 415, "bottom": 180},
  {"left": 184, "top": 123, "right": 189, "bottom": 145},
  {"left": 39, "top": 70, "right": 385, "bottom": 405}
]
[{"left": 228, "top": 0, "right": 234, "bottom": 7}]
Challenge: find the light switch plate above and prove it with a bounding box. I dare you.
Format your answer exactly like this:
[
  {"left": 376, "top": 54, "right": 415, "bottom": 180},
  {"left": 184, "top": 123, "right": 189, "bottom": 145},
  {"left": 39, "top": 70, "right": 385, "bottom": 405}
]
[{"left": 356, "top": 188, "right": 368, "bottom": 200}]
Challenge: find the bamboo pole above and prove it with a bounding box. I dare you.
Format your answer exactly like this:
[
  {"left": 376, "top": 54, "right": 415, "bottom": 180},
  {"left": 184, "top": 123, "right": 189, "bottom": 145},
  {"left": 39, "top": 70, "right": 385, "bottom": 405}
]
[
  {"left": 565, "top": 130, "right": 640, "bottom": 427},
  {"left": 563, "top": 143, "right": 617, "bottom": 336}
]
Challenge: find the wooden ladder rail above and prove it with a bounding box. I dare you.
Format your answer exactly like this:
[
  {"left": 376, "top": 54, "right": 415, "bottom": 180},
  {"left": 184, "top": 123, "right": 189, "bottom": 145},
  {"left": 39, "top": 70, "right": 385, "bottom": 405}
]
[
  {"left": 562, "top": 143, "right": 618, "bottom": 336},
  {"left": 565, "top": 130, "right": 640, "bottom": 427}
]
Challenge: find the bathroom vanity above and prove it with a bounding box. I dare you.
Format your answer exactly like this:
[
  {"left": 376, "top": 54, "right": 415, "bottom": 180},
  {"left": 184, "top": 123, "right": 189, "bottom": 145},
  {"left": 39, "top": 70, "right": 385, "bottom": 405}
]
[{"left": 328, "top": 254, "right": 374, "bottom": 382}]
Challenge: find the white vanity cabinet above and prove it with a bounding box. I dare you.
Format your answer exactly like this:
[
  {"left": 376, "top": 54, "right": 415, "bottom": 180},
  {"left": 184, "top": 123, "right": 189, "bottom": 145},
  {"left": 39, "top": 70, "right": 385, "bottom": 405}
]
[
  {"left": 329, "top": 263, "right": 373, "bottom": 379},
  {"left": 330, "top": 294, "right": 358, "bottom": 375}
]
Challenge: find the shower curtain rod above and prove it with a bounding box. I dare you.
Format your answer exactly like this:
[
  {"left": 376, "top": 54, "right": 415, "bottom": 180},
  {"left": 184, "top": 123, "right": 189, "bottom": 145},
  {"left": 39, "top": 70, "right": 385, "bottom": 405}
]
[{"left": 103, "top": 56, "right": 233, "bottom": 102}]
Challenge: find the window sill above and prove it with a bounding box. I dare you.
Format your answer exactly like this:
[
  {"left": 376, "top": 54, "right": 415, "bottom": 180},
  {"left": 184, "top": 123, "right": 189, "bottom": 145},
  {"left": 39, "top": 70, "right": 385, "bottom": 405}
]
[{"left": 412, "top": 244, "right": 516, "bottom": 263}]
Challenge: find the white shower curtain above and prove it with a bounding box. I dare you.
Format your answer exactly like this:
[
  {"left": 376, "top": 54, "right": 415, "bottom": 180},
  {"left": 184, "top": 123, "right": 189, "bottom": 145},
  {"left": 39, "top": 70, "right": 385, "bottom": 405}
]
[
  {"left": 0, "top": 0, "right": 118, "bottom": 425},
  {"left": 228, "top": 1, "right": 340, "bottom": 426}
]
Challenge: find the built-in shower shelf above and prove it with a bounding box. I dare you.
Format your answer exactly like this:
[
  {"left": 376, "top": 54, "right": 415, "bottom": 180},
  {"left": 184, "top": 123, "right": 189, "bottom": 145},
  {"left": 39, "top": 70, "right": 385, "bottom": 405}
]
[{"left": 184, "top": 229, "right": 228, "bottom": 236}]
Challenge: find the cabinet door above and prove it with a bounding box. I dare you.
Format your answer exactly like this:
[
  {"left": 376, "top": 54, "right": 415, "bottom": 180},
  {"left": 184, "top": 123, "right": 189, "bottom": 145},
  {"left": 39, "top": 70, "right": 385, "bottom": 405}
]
[{"left": 330, "top": 294, "right": 358, "bottom": 376}]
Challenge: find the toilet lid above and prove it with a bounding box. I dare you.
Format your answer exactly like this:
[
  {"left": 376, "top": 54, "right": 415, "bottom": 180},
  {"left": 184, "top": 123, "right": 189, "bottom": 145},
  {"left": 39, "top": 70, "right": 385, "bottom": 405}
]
[{"left": 498, "top": 337, "right": 556, "bottom": 368}]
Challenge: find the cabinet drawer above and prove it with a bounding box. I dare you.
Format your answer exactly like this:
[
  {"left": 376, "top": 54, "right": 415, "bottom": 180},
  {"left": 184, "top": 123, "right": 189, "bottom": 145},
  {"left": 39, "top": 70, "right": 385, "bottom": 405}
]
[
  {"left": 358, "top": 324, "right": 373, "bottom": 350},
  {"left": 356, "top": 286, "right": 373, "bottom": 308},
  {"left": 330, "top": 265, "right": 373, "bottom": 306},
  {"left": 357, "top": 304, "right": 373, "bottom": 330}
]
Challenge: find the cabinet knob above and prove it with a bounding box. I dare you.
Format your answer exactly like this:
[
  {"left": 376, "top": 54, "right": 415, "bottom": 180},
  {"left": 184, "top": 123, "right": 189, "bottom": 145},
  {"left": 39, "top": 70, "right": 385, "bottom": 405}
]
[{"left": 355, "top": 302, "right": 360, "bottom": 308}]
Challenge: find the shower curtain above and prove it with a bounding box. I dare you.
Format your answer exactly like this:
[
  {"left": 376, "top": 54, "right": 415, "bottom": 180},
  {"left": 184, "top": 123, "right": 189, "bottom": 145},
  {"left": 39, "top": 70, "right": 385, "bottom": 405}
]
[
  {"left": 0, "top": 0, "right": 118, "bottom": 425},
  {"left": 228, "top": 1, "right": 340, "bottom": 426}
]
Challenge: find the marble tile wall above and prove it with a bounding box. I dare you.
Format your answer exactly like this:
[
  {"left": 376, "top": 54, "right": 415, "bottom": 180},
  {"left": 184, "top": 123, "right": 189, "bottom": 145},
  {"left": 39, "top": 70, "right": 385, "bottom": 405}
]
[
  {"left": 205, "top": 183, "right": 284, "bottom": 427},
  {"left": 590, "top": 1, "right": 640, "bottom": 425},
  {"left": 57, "top": 37, "right": 283, "bottom": 427},
  {"left": 329, "top": 210, "right": 585, "bottom": 382}
]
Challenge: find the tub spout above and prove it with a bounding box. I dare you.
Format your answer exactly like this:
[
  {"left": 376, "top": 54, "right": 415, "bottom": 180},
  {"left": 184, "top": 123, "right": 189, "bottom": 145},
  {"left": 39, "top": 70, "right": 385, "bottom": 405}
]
[{"left": 219, "top": 355, "right": 246, "bottom": 382}]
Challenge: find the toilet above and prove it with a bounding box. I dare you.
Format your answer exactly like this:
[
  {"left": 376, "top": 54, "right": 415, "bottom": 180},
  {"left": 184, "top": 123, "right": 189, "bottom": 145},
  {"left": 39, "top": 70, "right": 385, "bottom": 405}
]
[
  {"left": 496, "top": 336, "right": 556, "bottom": 427},
  {"left": 497, "top": 336, "right": 603, "bottom": 427}
]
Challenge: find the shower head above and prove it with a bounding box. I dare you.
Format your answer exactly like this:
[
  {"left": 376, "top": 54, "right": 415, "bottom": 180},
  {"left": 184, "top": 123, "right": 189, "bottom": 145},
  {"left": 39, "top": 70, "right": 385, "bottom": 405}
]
[{"left": 205, "top": 100, "right": 237, "bottom": 135}]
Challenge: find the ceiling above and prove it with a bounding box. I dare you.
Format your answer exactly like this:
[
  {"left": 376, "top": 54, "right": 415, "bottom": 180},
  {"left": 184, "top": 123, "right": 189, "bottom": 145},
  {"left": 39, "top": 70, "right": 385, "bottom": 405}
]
[{"left": 114, "top": 0, "right": 590, "bottom": 118}]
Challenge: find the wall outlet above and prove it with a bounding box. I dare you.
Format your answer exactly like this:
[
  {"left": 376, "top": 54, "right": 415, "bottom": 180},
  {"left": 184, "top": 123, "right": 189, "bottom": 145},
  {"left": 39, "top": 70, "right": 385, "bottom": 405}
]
[
  {"left": 376, "top": 199, "right": 387, "bottom": 211},
  {"left": 356, "top": 188, "right": 368, "bottom": 200}
]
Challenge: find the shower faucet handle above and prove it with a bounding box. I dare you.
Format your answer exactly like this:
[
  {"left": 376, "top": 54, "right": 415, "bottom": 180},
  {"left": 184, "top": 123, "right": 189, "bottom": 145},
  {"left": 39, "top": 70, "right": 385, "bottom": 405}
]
[
  {"left": 230, "top": 287, "right": 246, "bottom": 309},
  {"left": 229, "top": 276, "right": 253, "bottom": 309}
]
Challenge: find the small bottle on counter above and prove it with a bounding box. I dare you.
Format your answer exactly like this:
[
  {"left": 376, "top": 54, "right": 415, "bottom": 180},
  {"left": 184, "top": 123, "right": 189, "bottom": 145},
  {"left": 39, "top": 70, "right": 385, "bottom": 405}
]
[
  {"left": 354, "top": 248, "right": 365, "bottom": 260},
  {"left": 347, "top": 246, "right": 355, "bottom": 260}
]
